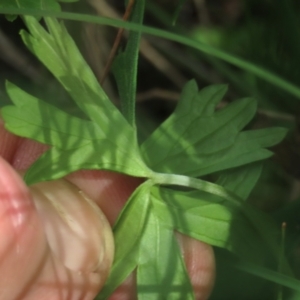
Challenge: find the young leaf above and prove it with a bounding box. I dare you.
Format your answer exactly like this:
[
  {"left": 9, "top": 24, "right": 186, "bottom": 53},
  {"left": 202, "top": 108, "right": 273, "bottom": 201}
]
[
  {"left": 137, "top": 212, "right": 194, "bottom": 300},
  {"left": 141, "top": 80, "right": 287, "bottom": 177},
  {"left": 2, "top": 17, "right": 152, "bottom": 184},
  {"left": 98, "top": 180, "right": 153, "bottom": 299},
  {"left": 112, "top": 0, "right": 145, "bottom": 127}
]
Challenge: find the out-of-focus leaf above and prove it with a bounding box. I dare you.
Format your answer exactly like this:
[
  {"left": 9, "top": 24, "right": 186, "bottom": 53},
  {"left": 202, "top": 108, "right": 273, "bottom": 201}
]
[
  {"left": 112, "top": 0, "right": 145, "bottom": 126},
  {"left": 0, "top": 0, "right": 78, "bottom": 21}
]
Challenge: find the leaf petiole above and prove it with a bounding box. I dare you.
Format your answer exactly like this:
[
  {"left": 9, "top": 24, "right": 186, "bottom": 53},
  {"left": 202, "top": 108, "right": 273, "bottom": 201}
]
[
  {"left": 151, "top": 172, "right": 243, "bottom": 206},
  {"left": 151, "top": 171, "right": 292, "bottom": 275}
]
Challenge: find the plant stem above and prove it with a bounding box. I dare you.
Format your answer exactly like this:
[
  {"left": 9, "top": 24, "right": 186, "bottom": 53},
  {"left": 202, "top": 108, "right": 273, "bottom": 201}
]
[
  {"left": 151, "top": 172, "right": 293, "bottom": 277},
  {"left": 152, "top": 172, "right": 243, "bottom": 206},
  {"left": 1, "top": 8, "right": 300, "bottom": 100},
  {"left": 100, "top": 0, "right": 135, "bottom": 85}
]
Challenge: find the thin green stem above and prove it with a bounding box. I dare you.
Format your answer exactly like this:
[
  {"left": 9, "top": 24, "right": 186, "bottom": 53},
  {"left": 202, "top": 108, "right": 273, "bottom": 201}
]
[
  {"left": 152, "top": 172, "right": 243, "bottom": 206},
  {"left": 152, "top": 172, "right": 293, "bottom": 277},
  {"left": 1, "top": 8, "right": 300, "bottom": 99}
]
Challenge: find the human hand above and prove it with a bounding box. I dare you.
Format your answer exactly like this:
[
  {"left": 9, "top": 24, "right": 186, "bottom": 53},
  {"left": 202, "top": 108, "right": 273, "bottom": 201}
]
[{"left": 0, "top": 119, "right": 215, "bottom": 300}]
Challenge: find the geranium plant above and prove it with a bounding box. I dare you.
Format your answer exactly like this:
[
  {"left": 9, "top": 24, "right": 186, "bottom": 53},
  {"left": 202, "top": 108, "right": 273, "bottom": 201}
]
[{"left": 0, "top": 1, "right": 299, "bottom": 299}]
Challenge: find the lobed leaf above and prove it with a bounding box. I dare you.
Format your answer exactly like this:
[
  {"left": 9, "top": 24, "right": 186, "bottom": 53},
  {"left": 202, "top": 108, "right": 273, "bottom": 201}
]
[
  {"left": 2, "top": 16, "right": 152, "bottom": 184},
  {"left": 0, "top": 9, "right": 292, "bottom": 298},
  {"left": 141, "top": 80, "right": 287, "bottom": 177},
  {"left": 161, "top": 127, "right": 287, "bottom": 177},
  {"left": 24, "top": 140, "right": 149, "bottom": 185},
  {"left": 98, "top": 181, "right": 153, "bottom": 299},
  {"left": 3, "top": 81, "right": 97, "bottom": 148},
  {"left": 21, "top": 16, "right": 127, "bottom": 133},
  {"left": 99, "top": 181, "right": 197, "bottom": 299},
  {"left": 151, "top": 186, "right": 272, "bottom": 264},
  {"left": 137, "top": 212, "right": 194, "bottom": 300}
]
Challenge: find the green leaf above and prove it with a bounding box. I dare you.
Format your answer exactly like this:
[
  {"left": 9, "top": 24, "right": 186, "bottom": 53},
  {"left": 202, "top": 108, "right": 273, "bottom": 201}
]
[
  {"left": 23, "top": 141, "right": 150, "bottom": 185},
  {"left": 98, "top": 180, "right": 153, "bottom": 300},
  {"left": 0, "top": 6, "right": 295, "bottom": 299},
  {"left": 99, "top": 181, "right": 196, "bottom": 299},
  {"left": 2, "top": 17, "right": 151, "bottom": 184},
  {"left": 216, "top": 162, "right": 263, "bottom": 200},
  {"left": 141, "top": 80, "right": 287, "bottom": 177},
  {"left": 150, "top": 171, "right": 293, "bottom": 274},
  {"left": 20, "top": 17, "right": 124, "bottom": 131},
  {"left": 151, "top": 186, "right": 271, "bottom": 264},
  {"left": 0, "top": 0, "right": 77, "bottom": 21},
  {"left": 137, "top": 212, "right": 194, "bottom": 300},
  {"left": 190, "top": 128, "right": 285, "bottom": 176},
  {"left": 112, "top": 0, "right": 145, "bottom": 127},
  {"left": 3, "top": 81, "right": 97, "bottom": 149}
]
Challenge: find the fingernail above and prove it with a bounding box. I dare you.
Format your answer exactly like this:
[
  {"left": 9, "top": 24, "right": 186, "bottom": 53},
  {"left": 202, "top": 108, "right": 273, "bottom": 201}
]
[{"left": 30, "top": 179, "right": 114, "bottom": 274}]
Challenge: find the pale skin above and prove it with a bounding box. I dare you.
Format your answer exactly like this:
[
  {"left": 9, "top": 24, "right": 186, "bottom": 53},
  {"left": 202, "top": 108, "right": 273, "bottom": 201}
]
[{"left": 0, "top": 118, "right": 215, "bottom": 300}]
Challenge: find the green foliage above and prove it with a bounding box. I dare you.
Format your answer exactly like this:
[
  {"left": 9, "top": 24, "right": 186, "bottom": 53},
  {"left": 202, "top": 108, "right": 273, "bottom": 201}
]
[
  {"left": 137, "top": 212, "right": 194, "bottom": 299},
  {"left": 1, "top": 6, "right": 300, "bottom": 100},
  {"left": 141, "top": 81, "right": 287, "bottom": 177},
  {"left": 0, "top": 0, "right": 59, "bottom": 12},
  {"left": 216, "top": 163, "right": 263, "bottom": 200},
  {"left": 99, "top": 181, "right": 153, "bottom": 298},
  {"left": 112, "top": 0, "right": 145, "bottom": 127},
  {"left": 99, "top": 165, "right": 286, "bottom": 298},
  {"left": 0, "top": 3, "right": 297, "bottom": 300},
  {"left": 0, "top": 0, "right": 78, "bottom": 21},
  {"left": 2, "top": 17, "right": 151, "bottom": 184}
]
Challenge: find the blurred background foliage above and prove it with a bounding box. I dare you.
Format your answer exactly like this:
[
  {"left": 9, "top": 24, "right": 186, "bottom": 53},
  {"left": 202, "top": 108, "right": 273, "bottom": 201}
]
[{"left": 1, "top": 0, "right": 300, "bottom": 298}]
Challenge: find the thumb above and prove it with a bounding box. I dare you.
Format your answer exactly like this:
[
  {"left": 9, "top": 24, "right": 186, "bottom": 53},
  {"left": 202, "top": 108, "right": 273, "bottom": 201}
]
[
  {"left": 0, "top": 155, "right": 115, "bottom": 300},
  {"left": 0, "top": 156, "right": 47, "bottom": 299},
  {"left": 30, "top": 178, "right": 114, "bottom": 274}
]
